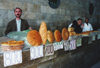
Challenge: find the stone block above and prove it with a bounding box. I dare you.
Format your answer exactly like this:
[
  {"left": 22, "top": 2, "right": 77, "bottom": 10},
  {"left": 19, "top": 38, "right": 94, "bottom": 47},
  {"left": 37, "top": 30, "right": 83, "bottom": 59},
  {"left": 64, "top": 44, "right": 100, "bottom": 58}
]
[
  {"left": 7, "top": 10, "right": 15, "bottom": 20},
  {"left": 0, "top": 0, "right": 99, "bottom": 36},
  {"left": 27, "top": 3, "right": 40, "bottom": 13},
  {"left": 0, "top": 9, "right": 8, "bottom": 19},
  {"left": 41, "top": 6, "right": 57, "bottom": 14},
  {"left": 0, "top": 28, "right": 5, "bottom": 36}
]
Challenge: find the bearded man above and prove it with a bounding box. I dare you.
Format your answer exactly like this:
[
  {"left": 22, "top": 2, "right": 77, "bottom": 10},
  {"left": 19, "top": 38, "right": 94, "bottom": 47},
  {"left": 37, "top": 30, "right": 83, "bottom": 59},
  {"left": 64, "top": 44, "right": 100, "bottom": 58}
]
[{"left": 5, "top": 7, "right": 31, "bottom": 35}]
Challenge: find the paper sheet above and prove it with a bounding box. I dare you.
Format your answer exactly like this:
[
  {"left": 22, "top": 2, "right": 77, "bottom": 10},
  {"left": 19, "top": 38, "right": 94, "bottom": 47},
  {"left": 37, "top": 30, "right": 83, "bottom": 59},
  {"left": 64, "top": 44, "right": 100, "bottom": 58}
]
[
  {"left": 63, "top": 41, "right": 70, "bottom": 51},
  {"left": 30, "top": 45, "right": 43, "bottom": 60},
  {"left": 3, "top": 50, "right": 22, "bottom": 67},
  {"left": 45, "top": 44, "right": 54, "bottom": 56},
  {"left": 53, "top": 41, "right": 64, "bottom": 51},
  {"left": 92, "top": 36, "right": 95, "bottom": 41},
  {"left": 97, "top": 34, "right": 100, "bottom": 39},
  {"left": 69, "top": 40, "right": 76, "bottom": 50},
  {"left": 76, "top": 38, "right": 82, "bottom": 47}
]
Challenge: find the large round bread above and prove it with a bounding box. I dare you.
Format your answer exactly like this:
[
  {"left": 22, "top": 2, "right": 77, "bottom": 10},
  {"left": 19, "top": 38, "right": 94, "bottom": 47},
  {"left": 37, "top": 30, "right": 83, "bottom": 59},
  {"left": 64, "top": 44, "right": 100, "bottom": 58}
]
[
  {"left": 69, "top": 32, "right": 76, "bottom": 36},
  {"left": 68, "top": 27, "right": 74, "bottom": 32},
  {"left": 47, "top": 30, "right": 54, "bottom": 43},
  {"left": 39, "top": 21, "right": 47, "bottom": 45},
  {"left": 54, "top": 30, "right": 62, "bottom": 42},
  {"left": 62, "top": 28, "right": 69, "bottom": 40},
  {"left": 27, "top": 30, "right": 42, "bottom": 46}
]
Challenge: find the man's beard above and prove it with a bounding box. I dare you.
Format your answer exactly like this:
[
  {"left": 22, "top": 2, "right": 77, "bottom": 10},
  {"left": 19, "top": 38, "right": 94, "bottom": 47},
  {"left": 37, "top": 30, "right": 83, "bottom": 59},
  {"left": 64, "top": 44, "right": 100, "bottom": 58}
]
[
  {"left": 16, "top": 16, "right": 21, "bottom": 18},
  {"left": 86, "top": 22, "right": 88, "bottom": 23},
  {"left": 86, "top": 22, "right": 88, "bottom": 25},
  {"left": 16, "top": 14, "right": 21, "bottom": 18}
]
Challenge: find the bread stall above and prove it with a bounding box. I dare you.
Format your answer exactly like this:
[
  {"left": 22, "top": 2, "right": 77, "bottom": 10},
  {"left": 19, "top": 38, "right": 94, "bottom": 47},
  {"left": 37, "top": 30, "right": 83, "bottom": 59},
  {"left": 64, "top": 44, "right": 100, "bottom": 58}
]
[{"left": 0, "top": 22, "right": 100, "bottom": 68}]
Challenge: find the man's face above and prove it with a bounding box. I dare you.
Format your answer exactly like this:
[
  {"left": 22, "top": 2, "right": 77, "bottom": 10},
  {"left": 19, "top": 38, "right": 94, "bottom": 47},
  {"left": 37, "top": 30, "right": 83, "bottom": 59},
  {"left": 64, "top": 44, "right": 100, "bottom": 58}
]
[
  {"left": 77, "top": 20, "right": 82, "bottom": 25},
  {"left": 14, "top": 8, "right": 22, "bottom": 18},
  {"left": 85, "top": 19, "right": 88, "bottom": 23}
]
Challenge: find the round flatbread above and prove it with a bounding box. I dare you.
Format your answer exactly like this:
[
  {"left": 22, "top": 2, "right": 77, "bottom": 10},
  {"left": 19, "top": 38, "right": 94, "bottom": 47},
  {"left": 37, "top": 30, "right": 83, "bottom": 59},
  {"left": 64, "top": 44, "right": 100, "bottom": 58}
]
[
  {"left": 62, "top": 28, "right": 69, "bottom": 40},
  {"left": 47, "top": 30, "right": 54, "bottom": 43},
  {"left": 54, "top": 30, "right": 62, "bottom": 42},
  {"left": 39, "top": 21, "right": 47, "bottom": 45},
  {"left": 27, "top": 30, "right": 42, "bottom": 46},
  {"left": 1, "top": 40, "right": 24, "bottom": 46},
  {"left": 69, "top": 32, "right": 76, "bottom": 36},
  {"left": 68, "top": 27, "right": 74, "bottom": 32}
]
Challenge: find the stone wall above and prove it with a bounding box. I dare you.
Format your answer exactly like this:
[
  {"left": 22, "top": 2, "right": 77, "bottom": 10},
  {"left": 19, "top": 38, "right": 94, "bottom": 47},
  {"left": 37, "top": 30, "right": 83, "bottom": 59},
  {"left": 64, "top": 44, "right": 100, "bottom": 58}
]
[{"left": 0, "top": 0, "right": 100, "bottom": 36}]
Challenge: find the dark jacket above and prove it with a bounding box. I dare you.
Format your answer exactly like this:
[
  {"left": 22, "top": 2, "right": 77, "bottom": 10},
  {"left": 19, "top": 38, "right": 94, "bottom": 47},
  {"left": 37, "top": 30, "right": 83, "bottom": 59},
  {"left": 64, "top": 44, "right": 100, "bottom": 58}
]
[
  {"left": 71, "top": 23, "right": 82, "bottom": 33},
  {"left": 5, "top": 19, "right": 29, "bottom": 35},
  {"left": 74, "top": 25, "right": 82, "bottom": 33}
]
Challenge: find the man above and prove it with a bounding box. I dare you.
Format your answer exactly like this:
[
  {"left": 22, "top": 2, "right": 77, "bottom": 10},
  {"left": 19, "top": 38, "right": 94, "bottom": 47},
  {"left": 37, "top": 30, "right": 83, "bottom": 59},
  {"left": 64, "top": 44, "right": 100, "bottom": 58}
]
[
  {"left": 68, "top": 18, "right": 83, "bottom": 28},
  {"left": 69, "top": 18, "right": 83, "bottom": 33},
  {"left": 5, "top": 7, "right": 31, "bottom": 35},
  {"left": 74, "top": 18, "right": 83, "bottom": 33},
  {"left": 83, "top": 18, "right": 93, "bottom": 32}
]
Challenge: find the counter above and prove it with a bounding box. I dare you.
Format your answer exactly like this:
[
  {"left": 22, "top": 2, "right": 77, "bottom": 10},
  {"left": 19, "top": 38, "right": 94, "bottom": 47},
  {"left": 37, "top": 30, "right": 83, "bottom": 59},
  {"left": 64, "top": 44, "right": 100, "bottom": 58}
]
[{"left": 0, "top": 31, "right": 100, "bottom": 68}]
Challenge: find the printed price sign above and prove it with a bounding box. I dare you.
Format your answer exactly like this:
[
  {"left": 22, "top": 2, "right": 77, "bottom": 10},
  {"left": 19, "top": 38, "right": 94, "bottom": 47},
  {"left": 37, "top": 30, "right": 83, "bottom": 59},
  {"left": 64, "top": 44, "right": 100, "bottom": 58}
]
[
  {"left": 3, "top": 50, "right": 22, "bottom": 67},
  {"left": 53, "top": 41, "right": 63, "bottom": 51},
  {"left": 30, "top": 45, "right": 43, "bottom": 60},
  {"left": 97, "top": 34, "right": 100, "bottom": 39},
  {"left": 63, "top": 41, "right": 70, "bottom": 51},
  {"left": 88, "top": 37, "right": 92, "bottom": 44},
  {"left": 69, "top": 40, "right": 76, "bottom": 50},
  {"left": 45, "top": 44, "right": 54, "bottom": 56},
  {"left": 76, "top": 38, "right": 82, "bottom": 47}
]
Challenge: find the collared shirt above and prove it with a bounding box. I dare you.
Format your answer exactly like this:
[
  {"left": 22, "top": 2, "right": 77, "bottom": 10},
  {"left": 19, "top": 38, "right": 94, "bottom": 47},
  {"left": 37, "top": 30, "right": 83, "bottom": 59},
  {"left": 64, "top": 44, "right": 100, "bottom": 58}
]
[
  {"left": 83, "top": 23, "right": 93, "bottom": 32},
  {"left": 16, "top": 19, "right": 21, "bottom": 31}
]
